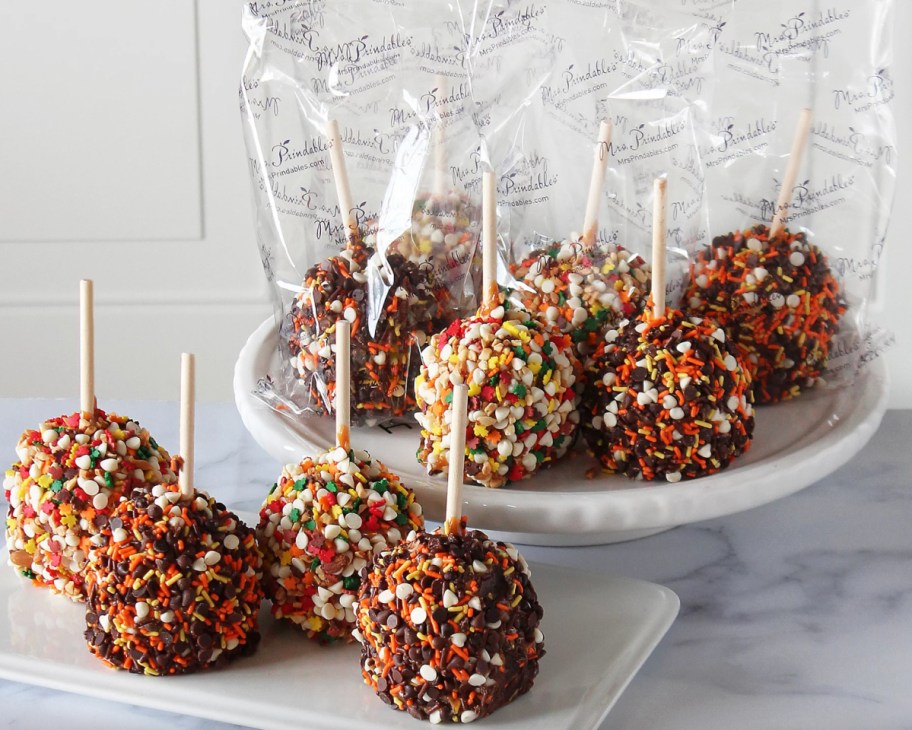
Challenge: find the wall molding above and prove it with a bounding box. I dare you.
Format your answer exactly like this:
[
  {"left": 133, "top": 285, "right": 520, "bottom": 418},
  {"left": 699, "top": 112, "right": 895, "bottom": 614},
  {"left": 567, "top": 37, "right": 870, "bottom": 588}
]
[{"left": 0, "top": 291, "right": 270, "bottom": 309}]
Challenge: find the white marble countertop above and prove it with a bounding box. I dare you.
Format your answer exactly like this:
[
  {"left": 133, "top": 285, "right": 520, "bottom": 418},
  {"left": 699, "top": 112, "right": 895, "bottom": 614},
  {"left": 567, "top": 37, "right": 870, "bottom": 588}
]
[{"left": 1, "top": 399, "right": 910, "bottom": 729}]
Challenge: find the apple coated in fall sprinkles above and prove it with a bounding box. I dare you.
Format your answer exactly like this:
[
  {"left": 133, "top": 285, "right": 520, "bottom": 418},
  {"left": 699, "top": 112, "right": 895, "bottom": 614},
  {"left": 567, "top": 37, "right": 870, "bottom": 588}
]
[
  {"left": 354, "top": 519, "right": 544, "bottom": 723},
  {"left": 686, "top": 225, "right": 846, "bottom": 404},
  {"left": 511, "top": 237, "right": 651, "bottom": 369},
  {"left": 287, "top": 235, "right": 444, "bottom": 426},
  {"left": 257, "top": 444, "right": 424, "bottom": 642},
  {"left": 84, "top": 484, "right": 263, "bottom": 675},
  {"left": 415, "top": 293, "right": 579, "bottom": 489},
  {"left": 4, "top": 409, "right": 176, "bottom": 601},
  {"left": 584, "top": 307, "right": 755, "bottom": 482}
]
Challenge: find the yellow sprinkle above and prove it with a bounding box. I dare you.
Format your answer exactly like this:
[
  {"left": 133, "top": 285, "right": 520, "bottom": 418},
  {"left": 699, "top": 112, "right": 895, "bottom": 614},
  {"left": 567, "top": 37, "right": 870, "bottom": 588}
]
[{"left": 503, "top": 322, "right": 530, "bottom": 342}]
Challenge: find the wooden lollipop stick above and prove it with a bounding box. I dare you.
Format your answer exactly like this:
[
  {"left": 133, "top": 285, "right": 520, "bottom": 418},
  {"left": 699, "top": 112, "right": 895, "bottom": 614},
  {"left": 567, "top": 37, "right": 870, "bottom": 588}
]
[
  {"left": 326, "top": 119, "right": 357, "bottom": 245},
  {"left": 335, "top": 320, "right": 351, "bottom": 451},
  {"left": 80, "top": 279, "right": 95, "bottom": 416},
  {"left": 444, "top": 384, "right": 469, "bottom": 535},
  {"left": 581, "top": 120, "right": 613, "bottom": 246},
  {"left": 651, "top": 177, "right": 668, "bottom": 319},
  {"left": 179, "top": 353, "right": 195, "bottom": 497},
  {"left": 433, "top": 75, "right": 448, "bottom": 198},
  {"left": 770, "top": 108, "right": 813, "bottom": 239},
  {"left": 482, "top": 171, "right": 498, "bottom": 306}
]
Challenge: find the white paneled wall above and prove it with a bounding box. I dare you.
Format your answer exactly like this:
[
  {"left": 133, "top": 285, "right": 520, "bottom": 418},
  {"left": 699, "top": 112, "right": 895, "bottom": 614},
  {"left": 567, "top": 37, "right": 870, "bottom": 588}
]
[
  {"left": 0, "top": 1, "right": 909, "bottom": 404},
  {"left": 0, "top": 1, "right": 270, "bottom": 402},
  {"left": 879, "top": 0, "right": 912, "bottom": 406}
]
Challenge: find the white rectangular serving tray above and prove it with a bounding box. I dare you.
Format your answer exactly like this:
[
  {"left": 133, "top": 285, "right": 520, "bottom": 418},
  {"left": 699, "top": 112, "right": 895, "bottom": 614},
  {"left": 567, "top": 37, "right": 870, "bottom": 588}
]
[{"left": 0, "top": 542, "right": 678, "bottom": 730}]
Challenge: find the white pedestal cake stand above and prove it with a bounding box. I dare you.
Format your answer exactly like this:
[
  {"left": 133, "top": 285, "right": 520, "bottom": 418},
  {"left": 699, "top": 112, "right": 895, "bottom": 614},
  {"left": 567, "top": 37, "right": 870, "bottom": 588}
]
[{"left": 234, "top": 318, "right": 888, "bottom": 546}]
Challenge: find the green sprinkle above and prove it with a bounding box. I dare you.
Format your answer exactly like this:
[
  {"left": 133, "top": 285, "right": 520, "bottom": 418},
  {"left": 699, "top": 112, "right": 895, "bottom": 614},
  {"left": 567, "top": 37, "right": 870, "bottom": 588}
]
[
  {"left": 50, "top": 480, "right": 64, "bottom": 493},
  {"left": 514, "top": 422, "right": 526, "bottom": 435},
  {"left": 325, "top": 481, "right": 338, "bottom": 493},
  {"left": 542, "top": 341, "right": 553, "bottom": 355},
  {"left": 104, "top": 471, "right": 114, "bottom": 488},
  {"left": 395, "top": 513, "right": 408, "bottom": 525},
  {"left": 445, "top": 391, "right": 453, "bottom": 404},
  {"left": 311, "top": 558, "right": 321, "bottom": 570},
  {"left": 304, "top": 519, "right": 316, "bottom": 530},
  {"left": 149, "top": 437, "right": 159, "bottom": 450},
  {"left": 533, "top": 450, "right": 545, "bottom": 463},
  {"left": 511, "top": 383, "right": 527, "bottom": 398},
  {"left": 343, "top": 575, "right": 360, "bottom": 590},
  {"left": 21, "top": 569, "right": 36, "bottom": 579},
  {"left": 397, "top": 493, "right": 407, "bottom": 509},
  {"left": 372, "top": 478, "right": 389, "bottom": 494},
  {"left": 269, "top": 482, "right": 278, "bottom": 494},
  {"left": 289, "top": 508, "right": 301, "bottom": 523}
]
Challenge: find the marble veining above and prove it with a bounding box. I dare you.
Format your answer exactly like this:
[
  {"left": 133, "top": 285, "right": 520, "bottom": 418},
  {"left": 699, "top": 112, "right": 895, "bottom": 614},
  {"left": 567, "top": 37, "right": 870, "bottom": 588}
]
[{"left": 1, "top": 400, "right": 910, "bottom": 730}]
